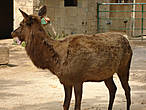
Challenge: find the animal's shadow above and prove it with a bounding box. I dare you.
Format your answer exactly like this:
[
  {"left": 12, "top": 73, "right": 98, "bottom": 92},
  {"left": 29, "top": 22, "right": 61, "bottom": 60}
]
[{"left": 0, "top": 97, "right": 125, "bottom": 110}]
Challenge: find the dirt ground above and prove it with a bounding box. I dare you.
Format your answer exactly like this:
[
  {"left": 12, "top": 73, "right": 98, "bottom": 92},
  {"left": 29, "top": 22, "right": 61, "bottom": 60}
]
[{"left": 0, "top": 39, "right": 146, "bottom": 110}]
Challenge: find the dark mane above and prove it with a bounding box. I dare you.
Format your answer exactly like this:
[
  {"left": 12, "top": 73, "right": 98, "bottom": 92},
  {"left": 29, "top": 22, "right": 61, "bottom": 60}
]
[{"left": 25, "top": 24, "right": 60, "bottom": 73}]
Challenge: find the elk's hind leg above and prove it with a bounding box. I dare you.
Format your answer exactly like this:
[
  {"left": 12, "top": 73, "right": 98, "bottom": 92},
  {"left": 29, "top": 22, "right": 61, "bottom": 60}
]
[
  {"left": 118, "top": 69, "right": 131, "bottom": 110},
  {"left": 118, "top": 57, "right": 132, "bottom": 110},
  {"left": 104, "top": 76, "right": 117, "bottom": 110}
]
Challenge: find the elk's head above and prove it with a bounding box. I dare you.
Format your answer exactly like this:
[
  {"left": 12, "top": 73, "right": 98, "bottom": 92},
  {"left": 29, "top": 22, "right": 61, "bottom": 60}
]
[{"left": 11, "top": 6, "right": 47, "bottom": 42}]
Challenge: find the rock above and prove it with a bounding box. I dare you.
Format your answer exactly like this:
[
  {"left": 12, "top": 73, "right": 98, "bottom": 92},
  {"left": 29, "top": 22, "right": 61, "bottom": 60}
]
[{"left": 0, "top": 46, "right": 9, "bottom": 65}]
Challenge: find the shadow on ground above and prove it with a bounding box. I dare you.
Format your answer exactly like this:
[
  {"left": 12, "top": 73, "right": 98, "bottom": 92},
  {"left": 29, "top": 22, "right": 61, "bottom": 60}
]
[
  {"left": 0, "top": 98, "right": 131, "bottom": 110},
  {"left": 0, "top": 79, "right": 32, "bottom": 91}
]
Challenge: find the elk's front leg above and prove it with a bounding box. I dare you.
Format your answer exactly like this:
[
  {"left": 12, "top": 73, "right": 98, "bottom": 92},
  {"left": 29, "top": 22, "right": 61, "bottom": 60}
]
[
  {"left": 63, "top": 84, "right": 72, "bottom": 110},
  {"left": 74, "top": 83, "right": 83, "bottom": 110}
]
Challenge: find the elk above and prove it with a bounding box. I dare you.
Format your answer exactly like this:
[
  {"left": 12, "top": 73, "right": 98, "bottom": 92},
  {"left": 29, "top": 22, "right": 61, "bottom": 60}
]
[{"left": 11, "top": 7, "right": 133, "bottom": 110}]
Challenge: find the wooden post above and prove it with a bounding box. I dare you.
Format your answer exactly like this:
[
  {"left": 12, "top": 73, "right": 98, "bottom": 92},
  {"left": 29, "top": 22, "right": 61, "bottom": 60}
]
[{"left": 0, "top": 46, "right": 9, "bottom": 65}]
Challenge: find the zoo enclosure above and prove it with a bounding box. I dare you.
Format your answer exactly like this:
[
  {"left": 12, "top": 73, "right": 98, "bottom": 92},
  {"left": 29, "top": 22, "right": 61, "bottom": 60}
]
[{"left": 97, "top": 3, "right": 146, "bottom": 40}]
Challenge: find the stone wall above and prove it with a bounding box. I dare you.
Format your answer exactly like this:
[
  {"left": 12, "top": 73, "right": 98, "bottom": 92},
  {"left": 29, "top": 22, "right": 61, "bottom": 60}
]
[
  {"left": 40, "top": 0, "right": 89, "bottom": 35},
  {"left": 33, "top": 0, "right": 40, "bottom": 15},
  {"left": 97, "top": 0, "right": 134, "bottom": 37},
  {"left": 135, "top": 0, "right": 146, "bottom": 36},
  {"left": 14, "top": 0, "right": 33, "bottom": 29},
  {"left": 97, "top": 0, "right": 110, "bottom": 33},
  {"left": 110, "top": 5, "right": 133, "bottom": 35},
  {"left": 14, "top": 0, "right": 109, "bottom": 35},
  {"left": 39, "top": 0, "right": 109, "bottom": 35}
]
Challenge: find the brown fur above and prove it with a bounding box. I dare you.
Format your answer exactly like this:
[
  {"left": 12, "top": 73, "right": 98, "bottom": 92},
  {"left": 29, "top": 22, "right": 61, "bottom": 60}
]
[{"left": 11, "top": 9, "right": 132, "bottom": 110}]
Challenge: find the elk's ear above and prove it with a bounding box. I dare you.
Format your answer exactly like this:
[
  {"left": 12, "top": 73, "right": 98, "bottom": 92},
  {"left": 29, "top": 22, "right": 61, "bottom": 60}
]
[
  {"left": 19, "top": 9, "right": 29, "bottom": 20},
  {"left": 38, "top": 5, "right": 47, "bottom": 17}
]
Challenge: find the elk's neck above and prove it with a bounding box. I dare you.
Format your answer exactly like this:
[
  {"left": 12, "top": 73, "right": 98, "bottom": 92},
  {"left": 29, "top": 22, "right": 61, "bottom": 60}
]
[{"left": 25, "top": 27, "right": 60, "bottom": 74}]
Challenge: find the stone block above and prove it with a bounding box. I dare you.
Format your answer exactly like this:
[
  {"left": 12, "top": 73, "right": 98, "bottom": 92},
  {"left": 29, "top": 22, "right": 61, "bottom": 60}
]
[
  {"left": 55, "top": 8, "right": 65, "bottom": 17},
  {"left": 81, "top": 0, "right": 88, "bottom": 8},
  {"left": 47, "top": 8, "right": 55, "bottom": 17},
  {"left": 0, "top": 46, "right": 9, "bottom": 65},
  {"left": 65, "top": 8, "right": 78, "bottom": 17},
  {"left": 46, "top": 0, "right": 61, "bottom": 8},
  {"left": 77, "top": 8, "right": 86, "bottom": 17}
]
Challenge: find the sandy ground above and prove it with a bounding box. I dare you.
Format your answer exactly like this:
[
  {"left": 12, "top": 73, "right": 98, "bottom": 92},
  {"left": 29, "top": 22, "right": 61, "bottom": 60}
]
[{"left": 0, "top": 39, "right": 146, "bottom": 110}]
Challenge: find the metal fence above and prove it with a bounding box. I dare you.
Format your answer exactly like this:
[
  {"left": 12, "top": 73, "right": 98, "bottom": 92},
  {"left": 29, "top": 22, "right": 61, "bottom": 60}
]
[{"left": 97, "top": 3, "right": 146, "bottom": 40}]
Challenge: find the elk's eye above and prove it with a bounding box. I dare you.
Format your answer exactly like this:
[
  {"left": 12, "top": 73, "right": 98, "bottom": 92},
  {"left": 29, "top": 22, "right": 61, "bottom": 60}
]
[{"left": 20, "top": 23, "right": 23, "bottom": 26}]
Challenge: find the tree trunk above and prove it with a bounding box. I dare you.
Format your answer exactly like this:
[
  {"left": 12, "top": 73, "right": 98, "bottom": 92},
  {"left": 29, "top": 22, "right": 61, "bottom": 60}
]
[{"left": 0, "top": 46, "right": 9, "bottom": 65}]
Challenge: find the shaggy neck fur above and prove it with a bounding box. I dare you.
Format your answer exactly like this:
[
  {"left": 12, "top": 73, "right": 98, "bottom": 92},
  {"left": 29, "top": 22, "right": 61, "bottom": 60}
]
[{"left": 25, "top": 25, "right": 60, "bottom": 74}]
